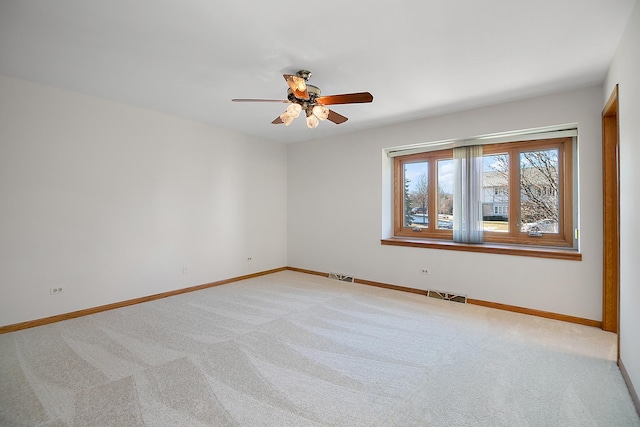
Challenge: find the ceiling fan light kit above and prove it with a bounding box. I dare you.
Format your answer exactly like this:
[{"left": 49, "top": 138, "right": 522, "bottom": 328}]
[{"left": 232, "top": 70, "right": 373, "bottom": 129}]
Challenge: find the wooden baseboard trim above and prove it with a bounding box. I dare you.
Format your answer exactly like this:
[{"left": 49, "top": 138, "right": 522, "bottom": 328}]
[
  {"left": 286, "top": 267, "right": 427, "bottom": 295},
  {"left": 467, "top": 299, "right": 602, "bottom": 328},
  {"left": 353, "top": 278, "right": 428, "bottom": 295},
  {"left": 0, "top": 267, "right": 287, "bottom": 334},
  {"left": 619, "top": 358, "right": 640, "bottom": 417},
  {"left": 286, "top": 267, "right": 601, "bottom": 328},
  {"left": 285, "top": 267, "right": 329, "bottom": 278}
]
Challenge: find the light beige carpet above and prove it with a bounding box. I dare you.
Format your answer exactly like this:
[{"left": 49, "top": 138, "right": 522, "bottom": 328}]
[{"left": 1, "top": 270, "right": 638, "bottom": 426}]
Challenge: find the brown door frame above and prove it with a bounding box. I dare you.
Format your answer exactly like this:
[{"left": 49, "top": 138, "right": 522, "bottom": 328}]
[{"left": 602, "top": 84, "right": 620, "bottom": 338}]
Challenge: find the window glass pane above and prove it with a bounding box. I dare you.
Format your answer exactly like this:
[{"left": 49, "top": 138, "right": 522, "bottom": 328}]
[
  {"left": 519, "top": 149, "right": 560, "bottom": 234},
  {"left": 404, "top": 162, "right": 429, "bottom": 228},
  {"left": 437, "top": 159, "right": 453, "bottom": 229},
  {"left": 482, "top": 154, "right": 509, "bottom": 232}
]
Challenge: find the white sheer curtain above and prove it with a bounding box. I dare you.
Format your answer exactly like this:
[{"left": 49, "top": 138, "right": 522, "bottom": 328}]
[{"left": 453, "top": 145, "right": 484, "bottom": 243}]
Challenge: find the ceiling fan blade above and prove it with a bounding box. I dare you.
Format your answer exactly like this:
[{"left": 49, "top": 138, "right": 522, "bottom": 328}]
[
  {"left": 316, "top": 92, "right": 373, "bottom": 105},
  {"left": 327, "top": 110, "right": 348, "bottom": 124},
  {"left": 232, "top": 99, "right": 288, "bottom": 103},
  {"left": 272, "top": 116, "right": 284, "bottom": 124},
  {"left": 283, "top": 74, "right": 309, "bottom": 99}
]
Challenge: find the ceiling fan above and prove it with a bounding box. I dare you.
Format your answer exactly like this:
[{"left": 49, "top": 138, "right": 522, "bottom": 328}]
[{"left": 232, "top": 70, "right": 373, "bottom": 128}]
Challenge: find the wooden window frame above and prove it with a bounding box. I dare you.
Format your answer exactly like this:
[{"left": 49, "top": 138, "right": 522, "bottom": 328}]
[{"left": 393, "top": 137, "right": 574, "bottom": 249}]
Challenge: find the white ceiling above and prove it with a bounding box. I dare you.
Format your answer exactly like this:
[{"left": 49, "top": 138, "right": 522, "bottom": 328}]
[{"left": 0, "top": 0, "right": 635, "bottom": 143}]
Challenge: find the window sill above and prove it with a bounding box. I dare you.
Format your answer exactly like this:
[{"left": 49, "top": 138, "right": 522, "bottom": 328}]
[{"left": 380, "top": 237, "right": 581, "bottom": 261}]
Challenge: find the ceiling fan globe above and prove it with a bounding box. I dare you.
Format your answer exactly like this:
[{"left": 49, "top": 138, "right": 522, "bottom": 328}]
[
  {"left": 312, "top": 105, "right": 330, "bottom": 121},
  {"left": 306, "top": 113, "right": 319, "bottom": 129},
  {"left": 286, "top": 103, "right": 302, "bottom": 118}
]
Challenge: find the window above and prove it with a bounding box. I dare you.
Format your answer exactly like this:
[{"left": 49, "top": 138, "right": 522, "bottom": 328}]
[
  {"left": 403, "top": 161, "right": 429, "bottom": 229},
  {"left": 394, "top": 137, "right": 573, "bottom": 248}
]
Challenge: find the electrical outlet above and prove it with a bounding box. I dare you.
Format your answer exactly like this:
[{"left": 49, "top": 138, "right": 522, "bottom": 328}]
[
  {"left": 247, "top": 257, "right": 252, "bottom": 261},
  {"left": 50, "top": 287, "right": 64, "bottom": 295},
  {"left": 182, "top": 265, "right": 188, "bottom": 274},
  {"left": 420, "top": 268, "right": 430, "bottom": 275}
]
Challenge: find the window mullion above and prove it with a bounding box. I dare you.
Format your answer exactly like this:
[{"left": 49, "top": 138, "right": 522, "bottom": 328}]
[
  {"left": 509, "top": 147, "right": 520, "bottom": 237},
  {"left": 394, "top": 158, "right": 402, "bottom": 234},
  {"left": 429, "top": 157, "right": 437, "bottom": 231},
  {"left": 559, "top": 140, "right": 571, "bottom": 243}
]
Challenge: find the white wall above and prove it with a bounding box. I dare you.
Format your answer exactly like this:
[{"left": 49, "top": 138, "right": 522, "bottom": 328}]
[
  {"left": 0, "top": 75, "right": 288, "bottom": 327},
  {"left": 288, "top": 85, "right": 603, "bottom": 321},
  {"left": 605, "top": 0, "right": 640, "bottom": 403}
]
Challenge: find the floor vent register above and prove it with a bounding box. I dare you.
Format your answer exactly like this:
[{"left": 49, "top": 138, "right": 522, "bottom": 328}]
[
  {"left": 427, "top": 290, "right": 467, "bottom": 303},
  {"left": 328, "top": 272, "right": 355, "bottom": 283}
]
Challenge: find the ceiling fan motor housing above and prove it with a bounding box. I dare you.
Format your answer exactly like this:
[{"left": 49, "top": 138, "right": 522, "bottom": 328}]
[
  {"left": 287, "top": 84, "right": 321, "bottom": 104},
  {"left": 296, "top": 70, "right": 312, "bottom": 81}
]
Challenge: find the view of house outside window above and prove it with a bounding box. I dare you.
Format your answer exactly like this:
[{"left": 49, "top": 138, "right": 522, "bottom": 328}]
[
  {"left": 482, "top": 153, "right": 510, "bottom": 232},
  {"left": 519, "top": 149, "right": 560, "bottom": 233},
  {"left": 437, "top": 159, "right": 454, "bottom": 230}
]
